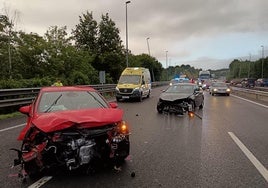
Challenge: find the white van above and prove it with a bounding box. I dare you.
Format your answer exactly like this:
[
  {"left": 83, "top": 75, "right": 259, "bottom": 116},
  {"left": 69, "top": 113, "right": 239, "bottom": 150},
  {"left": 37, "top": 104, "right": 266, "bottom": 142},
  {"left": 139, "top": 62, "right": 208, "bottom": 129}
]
[{"left": 115, "top": 67, "right": 151, "bottom": 102}]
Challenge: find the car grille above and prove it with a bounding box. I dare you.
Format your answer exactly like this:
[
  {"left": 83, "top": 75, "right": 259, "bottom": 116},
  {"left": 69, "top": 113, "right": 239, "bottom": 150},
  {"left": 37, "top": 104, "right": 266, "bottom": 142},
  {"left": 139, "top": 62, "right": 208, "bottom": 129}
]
[{"left": 119, "top": 88, "right": 133, "bottom": 94}]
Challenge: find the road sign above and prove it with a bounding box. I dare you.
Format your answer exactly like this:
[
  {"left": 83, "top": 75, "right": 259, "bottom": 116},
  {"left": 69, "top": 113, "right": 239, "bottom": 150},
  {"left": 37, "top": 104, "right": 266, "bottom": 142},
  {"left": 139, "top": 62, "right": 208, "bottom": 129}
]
[{"left": 99, "top": 71, "right": 106, "bottom": 84}]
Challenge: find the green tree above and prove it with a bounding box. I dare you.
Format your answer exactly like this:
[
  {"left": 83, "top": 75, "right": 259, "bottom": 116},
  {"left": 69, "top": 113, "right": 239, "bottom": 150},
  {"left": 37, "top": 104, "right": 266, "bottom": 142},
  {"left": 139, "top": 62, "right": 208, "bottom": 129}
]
[
  {"left": 97, "top": 13, "right": 123, "bottom": 54},
  {"left": 131, "top": 54, "right": 163, "bottom": 81},
  {"left": 15, "top": 31, "right": 46, "bottom": 79},
  {"left": 94, "top": 13, "right": 125, "bottom": 82},
  {"left": 43, "top": 26, "right": 71, "bottom": 78},
  {"left": 72, "top": 11, "right": 98, "bottom": 53},
  {"left": 0, "top": 14, "right": 14, "bottom": 79},
  {"left": 44, "top": 26, "right": 98, "bottom": 84}
]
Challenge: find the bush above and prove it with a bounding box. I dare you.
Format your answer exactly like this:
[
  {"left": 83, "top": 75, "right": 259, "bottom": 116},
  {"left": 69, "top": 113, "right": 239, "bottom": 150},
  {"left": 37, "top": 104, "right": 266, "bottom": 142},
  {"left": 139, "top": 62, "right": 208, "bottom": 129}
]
[
  {"left": 0, "top": 77, "right": 55, "bottom": 89},
  {"left": 68, "top": 71, "right": 89, "bottom": 85}
]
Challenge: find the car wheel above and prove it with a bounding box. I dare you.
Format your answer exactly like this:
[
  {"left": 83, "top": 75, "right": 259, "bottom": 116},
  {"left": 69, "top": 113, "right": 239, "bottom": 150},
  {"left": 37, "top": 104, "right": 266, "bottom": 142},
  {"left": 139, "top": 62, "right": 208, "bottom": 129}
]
[
  {"left": 138, "top": 94, "right": 143, "bottom": 102},
  {"left": 24, "top": 160, "right": 43, "bottom": 180},
  {"left": 190, "top": 100, "right": 195, "bottom": 111},
  {"left": 147, "top": 90, "right": 150, "bottom": 98},
  {"left": 199, "top": 99, "right": 204, "bottom": 109},
  {"left": 157, "top": 102, "right": 164, "bottom": 113}
]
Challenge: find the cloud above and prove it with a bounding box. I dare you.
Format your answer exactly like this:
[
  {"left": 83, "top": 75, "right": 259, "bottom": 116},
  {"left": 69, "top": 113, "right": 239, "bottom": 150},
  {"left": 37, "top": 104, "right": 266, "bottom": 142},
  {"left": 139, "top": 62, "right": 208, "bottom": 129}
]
[{"left": 1, "top": 0, "right": 268, "bottom": 70}]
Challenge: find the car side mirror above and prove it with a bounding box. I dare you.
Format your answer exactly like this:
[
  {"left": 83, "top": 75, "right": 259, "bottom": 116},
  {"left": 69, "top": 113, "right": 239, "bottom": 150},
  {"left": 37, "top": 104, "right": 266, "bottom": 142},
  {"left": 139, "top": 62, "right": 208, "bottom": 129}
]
[{"left": 19, "top": 105, "right": 31, "bottom": 115}]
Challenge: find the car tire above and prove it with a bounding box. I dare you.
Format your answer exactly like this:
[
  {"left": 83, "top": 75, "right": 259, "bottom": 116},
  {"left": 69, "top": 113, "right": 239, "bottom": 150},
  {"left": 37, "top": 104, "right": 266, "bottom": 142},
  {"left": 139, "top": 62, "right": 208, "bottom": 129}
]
[
  {"left": 190, "top": 100, "right": 195, "bottom": 111},
  {"left": 157, "top": 102, "right": 164, "bottom": 113},
  {"left": 138, "top": 94, "right": 143, "bottom": 102},
  {"left": 199, "top": 99, "right": 204, "bottom": 109},
  {"left": 147, "top": 90, "right": 150, "bottom": 98},
  {"left": 24, "top": 160, "right": 43, "bottom": 180}
]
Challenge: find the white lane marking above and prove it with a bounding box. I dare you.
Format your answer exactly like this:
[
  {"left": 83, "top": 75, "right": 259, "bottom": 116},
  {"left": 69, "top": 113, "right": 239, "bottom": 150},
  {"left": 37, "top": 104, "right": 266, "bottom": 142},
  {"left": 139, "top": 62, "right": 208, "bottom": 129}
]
[
  {"left": 231, "top": 94, "right": 268, "bottom": 109},
  {"left": 228, "top": 132, "right": 268, "bottom": 182},
  {"left": 28, "top": 176, "right": 53, "bottom": 188},
  {"left": 0, "top": 123, "right": 25, "bottom": 132}
]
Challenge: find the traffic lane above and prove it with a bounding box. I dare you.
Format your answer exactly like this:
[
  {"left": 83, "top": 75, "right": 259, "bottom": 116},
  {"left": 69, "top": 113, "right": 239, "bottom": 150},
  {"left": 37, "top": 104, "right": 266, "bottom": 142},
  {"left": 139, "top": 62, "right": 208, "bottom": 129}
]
[
  {"left": 0, "top": 115, "right": 26, "bottom": 130},
  {"left": 108, "top": 87, "right": 204, "bottom": 187},
  {"left": 205, "top": 92, "right": 268, "bottom": 168},
  {"left": 120, "top": 88, "right": 267, "bottom": 187},
  {"left": 0, "top": 113, "right": 34, "bottom": 188},
  {"left": 229, "top": 94, "right": 268, "bottom": 169},
  {"left": 0, "top": 123, "right": 28, "bottom": 188},
  {"left": 201, "top": 91, "right": 268, "bottom": 187}
]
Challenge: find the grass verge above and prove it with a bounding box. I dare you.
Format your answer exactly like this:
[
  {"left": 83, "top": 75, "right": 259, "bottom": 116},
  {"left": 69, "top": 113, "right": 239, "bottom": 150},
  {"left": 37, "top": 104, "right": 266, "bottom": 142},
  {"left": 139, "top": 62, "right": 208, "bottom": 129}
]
[{"left": 0, "top": 112, "right": 23, "bottom": 120}]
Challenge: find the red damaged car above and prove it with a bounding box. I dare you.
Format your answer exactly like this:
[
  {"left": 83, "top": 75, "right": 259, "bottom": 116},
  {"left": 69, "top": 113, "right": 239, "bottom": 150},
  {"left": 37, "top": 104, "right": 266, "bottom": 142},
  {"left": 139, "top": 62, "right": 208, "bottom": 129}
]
[{"left": 12, "top": 86, "right": 130, "bottom": 179}]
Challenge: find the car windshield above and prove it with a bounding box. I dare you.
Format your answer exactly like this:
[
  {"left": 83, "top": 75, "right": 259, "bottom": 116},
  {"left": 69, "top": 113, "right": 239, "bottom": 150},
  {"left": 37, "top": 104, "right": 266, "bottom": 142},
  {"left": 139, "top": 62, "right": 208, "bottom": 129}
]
[
  {"left": 212, "top": 83, "right": 227, "bottom": 87},
  {"left": 199, "top": 74, "right": 210, "bottom": 79},
  {"left": 166, "top": 85, "right": 195, "bottom": 93},
  {"left": 118, "top": 75, "right": 141, "bottom": 84},
  {"left": 38, "top": 91, "right": 109, "bottom": 113},
  {"left": 171, "top": 78, "right": 190, "bottom": 83}
]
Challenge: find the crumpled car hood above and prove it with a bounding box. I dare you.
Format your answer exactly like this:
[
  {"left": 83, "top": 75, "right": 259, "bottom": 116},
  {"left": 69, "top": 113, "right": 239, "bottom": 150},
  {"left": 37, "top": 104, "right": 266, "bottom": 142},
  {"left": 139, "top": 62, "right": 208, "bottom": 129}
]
[
  {"left": 18, "top": 108, "right": 123, "bottom": 140},
  {"left": 160, "top": 93, "right": 191, "bottom": 101}
]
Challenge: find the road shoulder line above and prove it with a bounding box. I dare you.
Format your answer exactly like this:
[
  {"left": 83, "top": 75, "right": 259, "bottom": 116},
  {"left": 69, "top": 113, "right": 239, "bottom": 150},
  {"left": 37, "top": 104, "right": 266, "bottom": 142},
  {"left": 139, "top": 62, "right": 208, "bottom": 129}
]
[
  {"left": 28, "top": 176, "right": 52, "bottom": 188},
  {"left": 0, "top": 123, "right": 25, "bottom": 132},
  {"left": 228, "top": 132, "right": 268, "bottom": 183},
  {"left": 231, "top": 94, "right": 268, "bottom": 109}
]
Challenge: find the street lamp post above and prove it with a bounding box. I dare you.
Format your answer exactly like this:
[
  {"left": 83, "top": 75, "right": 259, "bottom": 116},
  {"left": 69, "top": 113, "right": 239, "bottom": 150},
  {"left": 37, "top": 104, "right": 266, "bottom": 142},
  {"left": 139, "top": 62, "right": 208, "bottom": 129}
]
[
  {"left": 146, "top": 37, "right": 151, "bottom": 56},
  {"left": 146, "top": 37, "right": 155, "bottom": 81},
  {"left": 125, "top": 1, "right": 131, "bottom": 67},
  {"left": 166, "top": 50, "right": 168, "bottom": 80},
  {"left": 248, "top": 53, "right": 251, "bottom": 78},
  {"left": 261, "top": 45, "right": 264, "bottom": 78}
]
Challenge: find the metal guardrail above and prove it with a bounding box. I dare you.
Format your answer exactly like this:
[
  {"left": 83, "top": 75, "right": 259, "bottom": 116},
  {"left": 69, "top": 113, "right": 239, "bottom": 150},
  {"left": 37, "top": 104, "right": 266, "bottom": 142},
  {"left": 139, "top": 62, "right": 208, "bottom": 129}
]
[
  {"left": 0, "top": 85, "right": 116, "bottom": 108},
  {"left": 230, "top": 86, "right": 268, "bottom": 103},
  {"left": 0, "top": 82, "right": 169, "bottom": 109}
]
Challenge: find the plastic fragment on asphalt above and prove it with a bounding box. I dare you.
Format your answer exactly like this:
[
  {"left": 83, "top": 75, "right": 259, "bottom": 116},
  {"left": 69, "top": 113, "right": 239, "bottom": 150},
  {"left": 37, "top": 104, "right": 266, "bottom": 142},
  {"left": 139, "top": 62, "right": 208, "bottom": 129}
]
[
  {"left": 131, "top": 172, "right": 135, "bottom": 177},
  {"left": 125, "top": 155, "right": 132, "bottom": 161},
  {"left": 114, "top": 165, "right": 122, "bottom": 172}
]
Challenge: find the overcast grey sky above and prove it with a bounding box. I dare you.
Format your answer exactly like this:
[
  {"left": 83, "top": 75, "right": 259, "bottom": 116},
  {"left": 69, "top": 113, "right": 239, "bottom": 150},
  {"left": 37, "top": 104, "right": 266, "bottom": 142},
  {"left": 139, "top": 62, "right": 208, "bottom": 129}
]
[{"left": 1, "top": 0, "right": 268, "bottom": 70}]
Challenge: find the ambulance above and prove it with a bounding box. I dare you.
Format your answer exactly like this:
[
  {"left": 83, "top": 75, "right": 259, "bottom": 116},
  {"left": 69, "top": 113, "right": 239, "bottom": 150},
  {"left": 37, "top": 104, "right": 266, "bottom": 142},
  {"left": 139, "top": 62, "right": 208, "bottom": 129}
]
[{"left": 115, "top": 67, "right": 151, "bottom": 102}]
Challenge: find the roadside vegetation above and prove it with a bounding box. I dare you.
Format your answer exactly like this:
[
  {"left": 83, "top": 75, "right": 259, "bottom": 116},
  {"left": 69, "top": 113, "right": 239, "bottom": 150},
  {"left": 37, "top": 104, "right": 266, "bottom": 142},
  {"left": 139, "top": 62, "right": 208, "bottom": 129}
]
[
  {"left": 227, "top": 59, "right": 268, "bottom": 81},
  {"left": 0, "top": 111, "right": 22, "bottom": 120}
]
